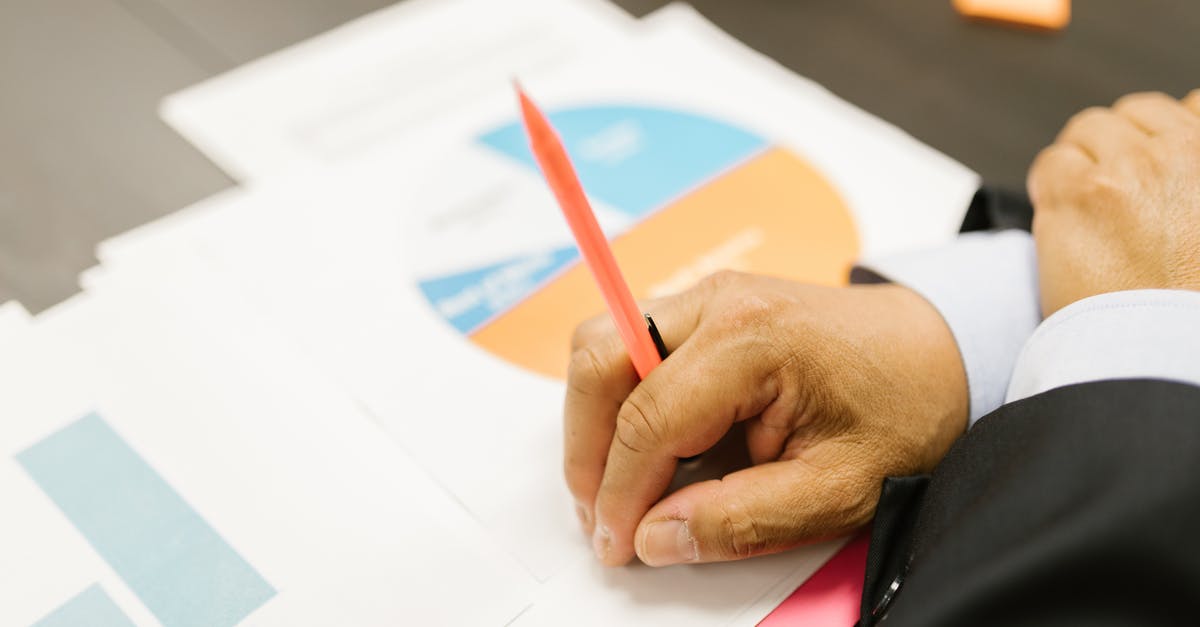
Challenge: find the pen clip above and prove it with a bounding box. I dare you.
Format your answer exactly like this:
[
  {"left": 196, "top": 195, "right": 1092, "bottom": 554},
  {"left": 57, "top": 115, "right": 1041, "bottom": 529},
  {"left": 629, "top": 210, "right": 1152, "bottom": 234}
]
[
  {"left": 646, "top": 313, "right": 701, "bottom": 464},
  {"left": 644, "top": 313, "right": 669, "bottom": 360}
]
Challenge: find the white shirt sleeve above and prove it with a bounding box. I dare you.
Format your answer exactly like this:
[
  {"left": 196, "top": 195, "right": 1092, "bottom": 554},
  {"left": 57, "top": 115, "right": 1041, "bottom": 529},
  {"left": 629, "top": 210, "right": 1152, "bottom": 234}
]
[
  {"left": 858, "top": 230, "right": 1041, "bottom": 425},
  {"left": 1007, "top": 289, "right": 1200, "bottom": 402}
]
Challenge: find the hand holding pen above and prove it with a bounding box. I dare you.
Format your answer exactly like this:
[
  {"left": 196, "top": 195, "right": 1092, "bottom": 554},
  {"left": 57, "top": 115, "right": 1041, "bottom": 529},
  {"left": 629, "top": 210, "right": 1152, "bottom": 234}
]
[{"left": 518, "top": 85, "right": 970, "bottom": 568}]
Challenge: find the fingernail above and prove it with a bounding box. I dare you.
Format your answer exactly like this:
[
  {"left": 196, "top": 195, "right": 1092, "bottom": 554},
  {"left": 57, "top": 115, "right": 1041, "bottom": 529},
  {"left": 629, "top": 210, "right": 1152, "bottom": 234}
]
[
  {"left": 639, "top": 519, "right": 698, "bottom": 566},
  {"left": 592, "top": 524, "right": 611, "bottom": 561},
  {"left": 575, "top": 503, "right": 592, "bottom": 529}
]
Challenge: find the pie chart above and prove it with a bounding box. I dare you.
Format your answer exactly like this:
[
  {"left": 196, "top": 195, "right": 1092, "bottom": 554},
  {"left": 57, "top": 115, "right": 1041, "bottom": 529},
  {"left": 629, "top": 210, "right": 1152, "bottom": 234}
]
[{"left": 414, "top": 105, "right": 859, "bottom": 379}]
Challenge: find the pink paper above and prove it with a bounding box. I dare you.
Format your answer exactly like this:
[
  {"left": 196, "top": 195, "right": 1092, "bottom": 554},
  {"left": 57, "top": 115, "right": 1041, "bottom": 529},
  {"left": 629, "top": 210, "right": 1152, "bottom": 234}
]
[{"left": 758, "top": 533, "right": 870, "bottom": 626}]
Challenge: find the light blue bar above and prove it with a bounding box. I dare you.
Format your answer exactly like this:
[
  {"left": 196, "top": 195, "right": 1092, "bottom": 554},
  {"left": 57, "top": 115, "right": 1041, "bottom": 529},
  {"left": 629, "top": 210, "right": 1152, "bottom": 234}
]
[
  {"left": 18, "top": 413, "right": 276, "bottom": 627},
  {"left": 34, "top": 584, "right": 136, "bottom": 627}
]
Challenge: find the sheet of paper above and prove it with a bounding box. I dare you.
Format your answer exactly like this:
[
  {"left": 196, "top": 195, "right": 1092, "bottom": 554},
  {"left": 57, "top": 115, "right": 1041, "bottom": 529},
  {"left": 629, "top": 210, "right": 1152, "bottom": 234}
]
[
  {"left": 89, "top": 186, "right": 849, "bottom": 626},
  {"left": 114, "top": 3, "right": 977, "bottom": 267},
  {"left": 85, "top": 8, "right": 978, "bottom": 625},
  {"left": 0, "top": 286, "right": 534, "bottom": 626},
  {"left": 161, "top": 0, "right": 637, "bottom": 181}
]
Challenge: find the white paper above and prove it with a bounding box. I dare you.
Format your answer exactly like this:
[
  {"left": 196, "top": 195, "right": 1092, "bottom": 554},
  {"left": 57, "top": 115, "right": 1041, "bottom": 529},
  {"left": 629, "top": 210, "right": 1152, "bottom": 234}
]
[
  {"left": 123, "top": 3, "right": 978, "bottom": 268},
  {"left": 161, "top": 0, "right": 637, "bottom": 181},
  {"left": 0, "top": 286, "right": 534, "bottom": 626}
]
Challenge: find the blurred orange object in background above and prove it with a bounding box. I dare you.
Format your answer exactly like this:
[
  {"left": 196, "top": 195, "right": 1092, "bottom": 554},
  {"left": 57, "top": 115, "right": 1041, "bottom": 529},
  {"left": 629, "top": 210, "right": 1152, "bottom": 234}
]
[{"left": 954, "top": 0, "right": 1071, "bottom": 30}]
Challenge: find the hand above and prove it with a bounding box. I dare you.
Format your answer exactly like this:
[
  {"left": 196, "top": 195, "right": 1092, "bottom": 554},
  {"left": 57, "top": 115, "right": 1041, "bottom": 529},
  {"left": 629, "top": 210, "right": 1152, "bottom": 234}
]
[
  {"left": 1028, "top": 90, "right": 1200, "bottom": 317},
  {"left": 564, "top": 271, "right": 968, "bottom": 567}
]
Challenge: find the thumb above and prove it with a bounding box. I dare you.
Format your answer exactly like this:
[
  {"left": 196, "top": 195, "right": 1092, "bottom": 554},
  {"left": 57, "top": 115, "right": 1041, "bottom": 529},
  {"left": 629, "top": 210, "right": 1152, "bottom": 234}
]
[{"left": 632, "top": 442, "right": 877, "bottom": 566}]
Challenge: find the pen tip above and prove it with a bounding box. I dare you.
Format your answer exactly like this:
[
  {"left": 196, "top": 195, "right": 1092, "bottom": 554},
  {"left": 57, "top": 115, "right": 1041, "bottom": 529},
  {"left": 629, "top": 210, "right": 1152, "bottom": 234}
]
[{"left": 514, "top": 80, "right": 538, "bottom": 126}]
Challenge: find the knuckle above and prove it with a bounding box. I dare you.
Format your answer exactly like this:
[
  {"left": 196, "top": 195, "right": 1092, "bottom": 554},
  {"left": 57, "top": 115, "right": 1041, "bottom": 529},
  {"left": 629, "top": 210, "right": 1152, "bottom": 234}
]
[
  {"left": 1113, "top": 90, "right": 1169, "bottom": 110},
  {"left": 715, "top": 292, "right": 780, "bottom": 332},
  {"left": 1027, "top": 145, "right": 1065, "bottom": 183},
  {"left": 698, "top": 269, "right": 744, "bottom": 292},
  {"left": 1069, "top": 106, "right": 1108, "bottom": 126},
  {"left": 614, "top": 390, "right": 667, "bottom": 454},
  {"left": 1078, "top": 170, "right": 1129, "bottom": 205},
  {"left": 1031, "top": 143, "right": 1055, "bottom": 164},
  {"left": 566, "top": 345, "right": 609, "bottom": 397},
  {"left": 1061, "top": 106, "right": 1111, "bottom": 138},
  {"left": 1028, "top": 145, "right": 1060, "bottom": 180},
  {"left": 569, "top": 315, "right": 607, "bottom": 351},
  {"left": 562, "top": 460, "right": 594, "bottom": 499},
  {"left": 715, "top": 494, "right": 765, "bottom": 560}
]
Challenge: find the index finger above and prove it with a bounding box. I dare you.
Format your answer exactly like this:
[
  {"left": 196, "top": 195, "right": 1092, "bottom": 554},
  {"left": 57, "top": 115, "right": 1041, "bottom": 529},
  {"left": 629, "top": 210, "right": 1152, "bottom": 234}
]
[
  {"left": 563, "top": 289, "right": 706, "bottom": 534},
  {"left": 591, "top": 321, "right": 788, "bottom": 566},
  {"left": 563, "top": 330, "right": 637, "bottom": 533}
]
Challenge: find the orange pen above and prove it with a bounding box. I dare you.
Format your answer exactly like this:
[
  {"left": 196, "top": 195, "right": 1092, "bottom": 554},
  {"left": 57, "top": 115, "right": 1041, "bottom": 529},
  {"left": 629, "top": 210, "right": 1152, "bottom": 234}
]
[{"left": 515, "top": 84, "right": 668, "bottom": 380}]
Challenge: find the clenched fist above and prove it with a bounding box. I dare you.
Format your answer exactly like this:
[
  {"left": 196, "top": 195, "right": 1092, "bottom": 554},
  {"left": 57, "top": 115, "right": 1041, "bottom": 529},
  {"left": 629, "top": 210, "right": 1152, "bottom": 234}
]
[
  {"left": 1028, "top": 90, "right": 1200, "bottom": 316},
  {"left": 564, "top": 271, "right": 968, "bottom": 567}
]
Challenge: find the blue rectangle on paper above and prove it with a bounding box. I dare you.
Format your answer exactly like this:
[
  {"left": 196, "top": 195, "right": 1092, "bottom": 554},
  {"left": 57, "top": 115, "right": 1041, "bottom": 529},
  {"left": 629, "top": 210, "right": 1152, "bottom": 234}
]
[
  {"left": 18, "top": 413, "right": 276, "bottom": 627},
  {"left": 34, "top": 584, "right": 136, "bottom": 627}
]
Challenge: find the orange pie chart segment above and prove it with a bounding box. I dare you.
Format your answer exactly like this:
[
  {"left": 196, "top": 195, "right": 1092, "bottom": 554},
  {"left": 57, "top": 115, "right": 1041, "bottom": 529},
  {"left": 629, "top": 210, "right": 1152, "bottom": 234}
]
[{"left": 473, "top": 145, "right": 858, "bottom": 379}]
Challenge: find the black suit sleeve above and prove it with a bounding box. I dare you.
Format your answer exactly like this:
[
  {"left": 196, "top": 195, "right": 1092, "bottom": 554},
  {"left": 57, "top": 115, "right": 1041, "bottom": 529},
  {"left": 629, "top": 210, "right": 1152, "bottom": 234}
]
[
  {"left": 959, "top": 186, "right": 1033, "bottom": 233},
  {"left": 861, "top": 379, "right": 1200, "bottom": 627}
]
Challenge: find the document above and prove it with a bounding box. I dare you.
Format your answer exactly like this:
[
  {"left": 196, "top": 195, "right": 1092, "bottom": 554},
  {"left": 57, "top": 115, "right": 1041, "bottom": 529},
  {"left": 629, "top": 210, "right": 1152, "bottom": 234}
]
[
  {"left": 160, "top": 0, "right": 637, "bottom": 181},
  {"left": 82, "top": 7, "right": 978, "bottom": 625},
  {"left": 0, "top": 285, "right": 532, "bottom": 627}
]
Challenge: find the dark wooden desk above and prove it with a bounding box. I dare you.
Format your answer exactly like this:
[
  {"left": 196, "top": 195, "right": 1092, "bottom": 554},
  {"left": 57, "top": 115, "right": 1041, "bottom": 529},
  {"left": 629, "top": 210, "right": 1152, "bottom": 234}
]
[{"left": 2, "top": 0, "right": 1196, "bottom": 310}]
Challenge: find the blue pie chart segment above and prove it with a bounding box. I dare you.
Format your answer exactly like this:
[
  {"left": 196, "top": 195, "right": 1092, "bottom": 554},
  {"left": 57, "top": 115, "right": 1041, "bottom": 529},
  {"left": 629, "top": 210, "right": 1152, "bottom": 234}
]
[
  {"left": 421, "top": 105, "right": 769, "bottom": 335},
  {"left": 478, "top": 105, "right": 767, "bottom": 217}
]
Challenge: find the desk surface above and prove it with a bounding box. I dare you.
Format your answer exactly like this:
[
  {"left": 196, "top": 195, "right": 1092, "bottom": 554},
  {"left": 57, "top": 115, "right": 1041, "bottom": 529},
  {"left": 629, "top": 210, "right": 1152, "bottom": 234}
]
[{"left": 2, "top": 0, "right": 1196, "bottom": 310}]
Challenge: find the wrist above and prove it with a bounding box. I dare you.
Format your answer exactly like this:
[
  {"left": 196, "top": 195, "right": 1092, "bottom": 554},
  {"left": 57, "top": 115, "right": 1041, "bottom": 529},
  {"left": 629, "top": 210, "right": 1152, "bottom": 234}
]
[
  {"left": 856, "top": 283, "right": 969, "bottom": 463},
  {"left": 891, "top": 283, "right": 969, "bottom": 429}
]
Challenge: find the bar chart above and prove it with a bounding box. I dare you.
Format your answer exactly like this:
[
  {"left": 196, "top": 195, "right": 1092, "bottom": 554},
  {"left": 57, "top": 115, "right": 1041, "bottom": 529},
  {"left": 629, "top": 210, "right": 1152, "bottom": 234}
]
[{"left": 18, "top": 413, "right": 275, "bottom": 627}]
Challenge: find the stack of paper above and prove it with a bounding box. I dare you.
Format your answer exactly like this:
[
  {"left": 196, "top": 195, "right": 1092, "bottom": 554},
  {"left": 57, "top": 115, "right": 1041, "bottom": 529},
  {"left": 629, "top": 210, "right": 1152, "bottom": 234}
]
[{"left": 1, "top": 2, "right": 978, "bottom": 625}]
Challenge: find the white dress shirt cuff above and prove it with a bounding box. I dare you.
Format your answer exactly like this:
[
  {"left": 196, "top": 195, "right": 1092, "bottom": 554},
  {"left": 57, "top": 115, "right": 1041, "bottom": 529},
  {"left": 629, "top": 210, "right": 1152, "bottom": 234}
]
[
  {"left": 1007, "top": 289, "right": 1200, "bottom": 402},
  {"left": 860, "top": 230, "right": 1040, "bottom": 425}
]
